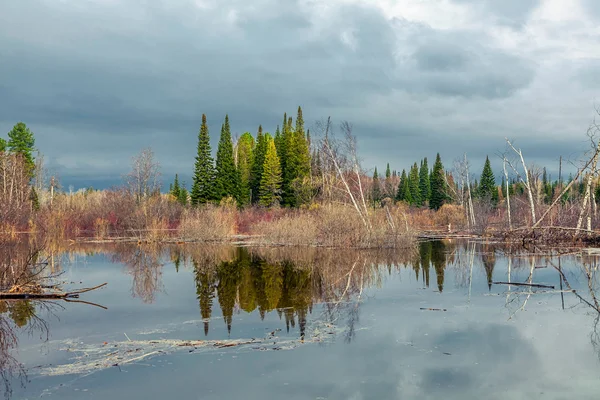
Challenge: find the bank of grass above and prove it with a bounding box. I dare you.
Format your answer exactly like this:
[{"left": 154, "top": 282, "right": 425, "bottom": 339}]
[{"left": 1, "top": 190, "right": 473, "bottom": 248}]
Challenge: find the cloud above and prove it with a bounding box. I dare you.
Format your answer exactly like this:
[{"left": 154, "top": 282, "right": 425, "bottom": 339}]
[{"left": 0, "top": 0, "right": 597, "bottom": 187}]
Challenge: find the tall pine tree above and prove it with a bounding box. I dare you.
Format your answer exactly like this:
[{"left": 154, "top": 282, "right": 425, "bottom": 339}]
[
  {"left": 409, "top": 163, "right": 421, "bottom": 206},
  {"left": 215, "top": 115, "right": 240, "bottom": 201},
  {"left": 236, "top": 132, "right": 255, "bottom": 206},
  {"left": 429, "top": 153, "right": 447, "bottom": 210},
  {"left": 419, "top": 157, "right": 431, "bottom": 204},
  {"left": 7, "top": 122, "right": 35, "bottom": 178},
  {"left": 385, "top": 163, "right": 393, "bottom": 198},
  {"left": 191, "top": 114, "right": 216, "bottom": 206},
  {"left": 281, "top": 107, "right": 311, "bottom": 207},
  {"left": 396, "top": 169, "right": 412, "bottom": 203},
  {"left": 250, "top": 126, "right": 267, "bottom": 203},
  {"left": 259, "top": 135, "right": 282, "bottom": 207},
  {"left": 372, "top": 167, "right": 382, "bottom": 205},
  {"left": 478, "top": 156, "right": 498, "bottom": 204}
]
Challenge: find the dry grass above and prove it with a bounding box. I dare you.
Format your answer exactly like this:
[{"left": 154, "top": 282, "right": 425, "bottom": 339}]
[
  {"left": 248, "top": 205, "right": 416, "bottom": 248},
  {"left": 179, "top": 205, "right": 237, "bottom": 241}
]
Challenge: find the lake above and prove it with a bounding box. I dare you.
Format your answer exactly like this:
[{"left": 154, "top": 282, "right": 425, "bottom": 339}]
[{"left": 3, "top": 240, "right": 600, "bottom": 399}]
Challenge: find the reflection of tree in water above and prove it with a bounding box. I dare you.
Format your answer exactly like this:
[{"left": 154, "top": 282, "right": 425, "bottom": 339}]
[
  {"left": 0, "top": 299, "right": 53, "bottom": 400},
  {"left": 481, "top": 245, "right": 496, "bottom": 291},
  {"left": 194, "top": 262, "right": 217, "bottom": 336},
  {"left": 418, "top": 241, "right": 432, "bottom": 287},
  {"left": 111, "top": 245, "right": 164, "bottom": 304},
  {"left": 190, "top": 247, "right": 415, "bottom": 339},
  {"left": 431, "top": 241, "right": 446, "bottom": 293}
]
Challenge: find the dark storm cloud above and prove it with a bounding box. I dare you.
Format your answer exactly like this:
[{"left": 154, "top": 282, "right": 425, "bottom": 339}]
[
  {"left": 0, "top": 0, "right": 587, "bottom": 188},
  {"left": 409, "top": 36, "right": 534, "bottom": 98}
]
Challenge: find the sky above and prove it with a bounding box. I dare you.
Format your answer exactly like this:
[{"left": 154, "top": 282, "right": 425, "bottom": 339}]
[{"left": 1, "top": 0, "right": 599, "bottom": 189}]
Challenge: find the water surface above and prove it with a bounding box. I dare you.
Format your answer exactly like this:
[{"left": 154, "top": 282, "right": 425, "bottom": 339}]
[{"left": 3, "top": 241, "right": 600, "bottom": 399}]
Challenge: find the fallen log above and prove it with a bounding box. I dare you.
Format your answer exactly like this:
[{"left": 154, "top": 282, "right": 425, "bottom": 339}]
[
  {"left": 0, "top": 282, "right": 107, "bottom": 300},
  {"left": 493, "top": 281, "right": 555, "bottom": 289}
]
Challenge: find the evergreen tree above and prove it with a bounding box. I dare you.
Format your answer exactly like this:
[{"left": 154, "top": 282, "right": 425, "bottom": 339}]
[
  {"left": 542, "top": 168, "right": 552, "bottom": 203},
  {"left": 409, "top": 163, "right": 421, "bottom": 206},
  {"left": 429, "top": 153, "right": 448, "bottom": 210},
  {"left": 7, "top": 122, "right": 35, "bottom": 178},
  {"left": 372, "top": 167, "right": 382, "bottom": 205},
  {"left": 214, "top": 115, "right": 240, "bottom": 201},
  {"left": 178, "top": 185, "right": 188, "bottom": 205},
  {"left": 191, "top": 114, "right": 216, "bottom": 206},
  {"left": 385, "top": 163, "right": 393, "bottom": 198},
  {"left": 281, "top": 107, "right": 311, "bottom": 207},
  {"left": 170, "top": 174, "right": 181, "bottom": 199},
  {"left": 237, "top": 132, "right": 255, "bottom": 206},
  {"left": 478, "top": 156, "right": 498, "bottom": 204},
  {"left": 419, "top": 157, "right": 431, "bottom": 204},
  {"left": 0, "top": 138, "right": 6, "bottom": 152},
  {"left": 250, "top": 126, "right": 267, "bottom": 203},
  {"left": 259, "top": 136, "right": 283, "bottom": 207},
  {"left": 397, "top": 169, "right": 412, "bottom": 203},
  {"left": 274, "top": 125, "right": 283, "bottom": 159}
]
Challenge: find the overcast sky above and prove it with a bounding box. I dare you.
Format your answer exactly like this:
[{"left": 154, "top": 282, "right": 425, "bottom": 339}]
[{"left": 1, "top": 0, "right": 599, "bottom": 189}]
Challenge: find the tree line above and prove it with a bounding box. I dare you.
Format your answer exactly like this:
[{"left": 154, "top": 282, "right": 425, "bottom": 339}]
[{"left": 171, "top": 106, "right": 312, "bottom": 208}]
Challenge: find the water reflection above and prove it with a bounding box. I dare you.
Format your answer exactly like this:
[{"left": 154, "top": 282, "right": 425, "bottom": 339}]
[{"left": 7, "top": 240, "right": 600, "bottom": 399}]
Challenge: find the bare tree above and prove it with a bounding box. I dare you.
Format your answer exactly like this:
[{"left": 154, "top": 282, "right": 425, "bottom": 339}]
[
  {"left": 505, "top": 139, "right": 536, "bottom": 224},
  {"left": 320, "top": 119, "right": 371, "bottom": 233},
  {"left": 124, "top": 148, "right": 161, "bottom": 203}
]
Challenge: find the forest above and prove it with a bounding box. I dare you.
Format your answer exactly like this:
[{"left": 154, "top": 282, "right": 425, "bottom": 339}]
[{"left": 2, "top": 106, "right": 600, "bottom": 247}]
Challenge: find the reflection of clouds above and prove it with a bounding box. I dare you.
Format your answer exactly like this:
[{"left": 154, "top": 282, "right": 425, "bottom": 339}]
[{"left": 415, "top": 324, "right": 538, "bottom": 397}]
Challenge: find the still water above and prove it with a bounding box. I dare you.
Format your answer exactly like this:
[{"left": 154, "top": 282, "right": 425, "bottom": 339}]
[{"left": 3, "top": 241, "right": 600, "bottom": 399}]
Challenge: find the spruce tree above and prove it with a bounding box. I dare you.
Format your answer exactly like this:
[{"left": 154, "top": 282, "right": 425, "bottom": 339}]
[
  {"left": 396, "top": 169, "right": 407, "bottom": 202},
  {"left": 7, "top": 122, "right": 35, "bottom": 178},
  {"left": 170, "top": 174, "right": 181, "bottom": 198},
  {"left": 282, "top": 107, "right": 311, "bottom": 207},
  {"left": 0, "top": 138, "right": 6, "bottom": 152},
  {"left": 215, "top": 115, "right": 239, "bottom": 201},
  {"left": 409, "top": 163, "right": 421, "bottom": 206},
  {"left": 429, "top": 153, "right": 447, "bottom": 210},
  {"left": 385, "top": 163, "right": 393, "bottom": 198},
  {"left": 419, "top": 157, "right": 431, "bottom": 204},
  {"left": 259, "top": 136, "right": 282, "bottom": 207},
  {"left": 372, "top": 167, "right": 382, "bottom": 205},
  {"left": 478, "top": 156, "right": 498, "bottom": 204},
  {"left": 191, "top": 114, "right": 216, "bottom": 206},
  {"left": 396, "top": 169, "right": 412, "bottom": 203},
  {"left": 250, "top": 126, "right": 267, "bottom": 203},
  {"left": 178, "top": 185, "right": 188, "bottom": 206},
  {"left": 237, "top": 132, "right": 255, "bottom": 206}
]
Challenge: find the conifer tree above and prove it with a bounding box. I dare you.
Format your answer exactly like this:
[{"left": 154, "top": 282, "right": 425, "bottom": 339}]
[
  {"left": 396, "top": 169, "right": 412, "bottom": 203},
  {"left": 250, "top": 126, "right": 266, "bottom": 203},
  {"left": 429, "top": 153, "right": 447, "bottom": 210},
  {"left": 419, "top": 157, "right": 431, "bottom": 204},
  {"left": 191, "top": 114, "right": 216, "bottom": 206},
  {"left": 282, "top": 107, "right": 311, "bottom": 207},
  {"left": 170, "top": 174, "right": 181, "bottom": 198},
  {"left": 274, "top": 125, "right": 283, "bottom": 159},
  {"left": 384, "top": 163, "right": 393, "bottom": 198},
  {"left": 259, "top": 135, "right": 282, "bottom": 207},
  {"left": 396, "top": 169, "right": 407, "bottom": 201},
  {"left": 478, "top": 156, "right": 498, "bottom": 204},
  {"left": 178, "top": 185, "right": 188, "bottom": 205},
  {"left": 0, "top": 138, "right": 6, "bottom": 152},
  {"left": 237, "top": 132, "right": 255, "bottom": 206},
  {"left": 7, "top": 122, "right": 35, "bottom": 178},
  {"left": 215, "top": 115, "right": 240, "bottom": 201},
  {"left": 409, "top": 163, "right": 421, "bottom": 206},
  {"left": 372, "top": 167, "right": 382, "bottom": 205}
]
